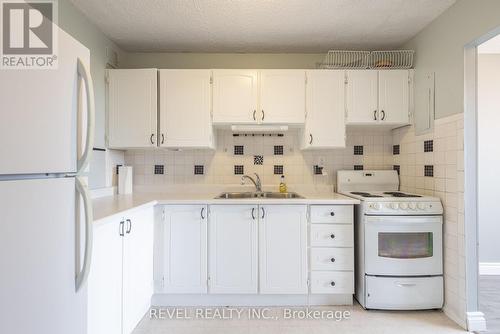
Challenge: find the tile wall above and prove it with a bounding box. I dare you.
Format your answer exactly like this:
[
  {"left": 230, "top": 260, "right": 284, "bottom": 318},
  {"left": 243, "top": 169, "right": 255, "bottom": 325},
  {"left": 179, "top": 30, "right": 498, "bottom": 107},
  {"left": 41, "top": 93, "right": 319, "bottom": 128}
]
[
  {"left": 124, "top": 129, "right": 394, "bottom": 189},
  {"left": 393, "top": 113, "right": 466, "bottom": 327}
]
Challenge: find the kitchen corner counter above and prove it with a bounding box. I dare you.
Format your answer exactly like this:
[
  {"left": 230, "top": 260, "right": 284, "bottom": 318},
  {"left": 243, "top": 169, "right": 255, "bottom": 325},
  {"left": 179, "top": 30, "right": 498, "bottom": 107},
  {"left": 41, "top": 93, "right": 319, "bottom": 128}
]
[{"left": 92, "top": 190, "right": 360, "bottom": 224}]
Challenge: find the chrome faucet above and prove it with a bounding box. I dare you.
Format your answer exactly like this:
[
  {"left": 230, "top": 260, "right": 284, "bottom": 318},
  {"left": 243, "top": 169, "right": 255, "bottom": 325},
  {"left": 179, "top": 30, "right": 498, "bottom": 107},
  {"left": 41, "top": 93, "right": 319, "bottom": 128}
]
[{"left": 241, "top": 173, "right": 262, "bottom": 192}]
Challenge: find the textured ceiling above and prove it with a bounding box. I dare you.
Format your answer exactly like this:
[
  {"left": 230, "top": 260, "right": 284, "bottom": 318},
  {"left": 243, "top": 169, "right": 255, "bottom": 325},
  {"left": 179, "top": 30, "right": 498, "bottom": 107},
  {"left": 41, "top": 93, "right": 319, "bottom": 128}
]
[{"left": 69, "top": 0, "right": 456, "bottom": 53}]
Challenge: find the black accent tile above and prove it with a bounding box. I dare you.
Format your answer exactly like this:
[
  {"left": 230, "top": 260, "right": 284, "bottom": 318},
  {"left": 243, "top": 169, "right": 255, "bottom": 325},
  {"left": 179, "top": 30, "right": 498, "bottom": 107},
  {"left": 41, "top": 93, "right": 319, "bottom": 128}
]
[
  {"left": 393, "top": 165, "right": 400, "bottom": 175},
  {"left": 194, "top": 165, "right": 204, "bottom": 175},
  {"left": 274, "top": 165, "right": 284, "bottom": 175},
  {"left": 274, "top": 145, "right": 284, "bottom": 155},
  {"left": 424, "top": 165, "right": 434, "bottom": 177},
  {"left": 354, "top": 165, "right": 364, "bottom": 170},
  {"left": 116, "top": 164, "right": 122, "bottom": 175},
  {"left": 234, "top": 165, "right": 244, "bottom": 175},
  {"left": 234, "top": 145, "right": 244, "bottom": 155},
  {"left": 393, "top": 145, "right": 400, "bottom": 155},
  {"left": 354, "top": 145, "right": 364, "bottom": 155},
  {"left": 424, "top": 140, "right": 434, "bottom": 152},
  {"left": 154, "top": 165, "right": 164, "bottom": 175},
  {"left": 313, "top": 165, "right": 323, "bottom": 175},
  {"left": 254, "top": 155, "right": 263, "bottom": 165}
]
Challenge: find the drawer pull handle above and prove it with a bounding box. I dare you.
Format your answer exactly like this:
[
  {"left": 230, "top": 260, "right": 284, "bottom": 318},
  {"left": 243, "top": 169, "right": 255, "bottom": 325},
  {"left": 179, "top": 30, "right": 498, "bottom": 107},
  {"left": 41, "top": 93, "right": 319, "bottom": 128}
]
[
  {"left": 330, "top": 281, "right": 336, "bottom": 287},
  {"left": 330, "top": 234, "right": 335, "bottom": 239},
  {"left": 330, "top": 257, "right": 336, "bottom": 263},
  {"left": 330, "top": 212, "right": 335, "bottom": 216}
]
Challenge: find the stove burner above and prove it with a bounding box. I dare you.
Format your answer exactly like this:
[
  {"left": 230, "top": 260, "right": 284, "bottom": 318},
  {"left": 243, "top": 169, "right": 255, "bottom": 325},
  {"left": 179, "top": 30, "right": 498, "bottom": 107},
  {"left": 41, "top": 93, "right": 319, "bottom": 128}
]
[
  {"left": 351, "top": 192, "right": 383, "bottom": 198},
  {"left": 383, "top": 192, "right": 422, "bottom": 198}
]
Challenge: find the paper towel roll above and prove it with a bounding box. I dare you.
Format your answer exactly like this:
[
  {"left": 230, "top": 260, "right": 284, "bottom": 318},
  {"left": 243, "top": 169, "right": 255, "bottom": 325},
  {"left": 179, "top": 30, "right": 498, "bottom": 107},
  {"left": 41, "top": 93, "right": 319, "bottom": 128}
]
[{"left": 118, "top": 166, "right": 133, "bottom": 194}]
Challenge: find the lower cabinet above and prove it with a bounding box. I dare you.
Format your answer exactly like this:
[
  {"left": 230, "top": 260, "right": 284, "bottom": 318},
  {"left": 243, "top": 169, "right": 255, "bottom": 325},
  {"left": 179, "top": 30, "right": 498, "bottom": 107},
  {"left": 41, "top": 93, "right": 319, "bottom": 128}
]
[
  {"left": 88, "top": 207, "right": 154, "bottom": 334},
  {"left": 259, "top": 205, "right": 307, "bottom": 294},
  {"left": 208, "top": 205, "right": 258, "bottom": 294},
  {"left": 160, "top": 205, "right": 207, "bottom": 293}
]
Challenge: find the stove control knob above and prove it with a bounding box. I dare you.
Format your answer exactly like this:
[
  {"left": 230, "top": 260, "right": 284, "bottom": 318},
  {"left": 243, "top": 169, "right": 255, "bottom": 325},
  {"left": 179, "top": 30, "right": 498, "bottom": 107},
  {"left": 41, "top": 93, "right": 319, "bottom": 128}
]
[
  {"left": 371, "top": 203, "right": 381, "bottom": 210},
  {"left": 400, "top": 203, "right": 408, "bottom": 210},
  {"left": 417, "top": 203, "right": 426, "bottom": 210},
  {"left": 408, "top": 203, "right": 416, "bottom": 210},
  {"left": 390, "top": 203, "right": 399, "bottom": 210}
]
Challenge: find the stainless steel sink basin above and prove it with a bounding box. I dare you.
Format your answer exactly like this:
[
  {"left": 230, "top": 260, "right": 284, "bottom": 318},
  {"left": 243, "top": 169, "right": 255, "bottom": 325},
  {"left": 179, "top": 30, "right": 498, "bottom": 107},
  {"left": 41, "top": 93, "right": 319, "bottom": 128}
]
[{"left": 215, "top": 191, "right": 303, "bottom": 199}]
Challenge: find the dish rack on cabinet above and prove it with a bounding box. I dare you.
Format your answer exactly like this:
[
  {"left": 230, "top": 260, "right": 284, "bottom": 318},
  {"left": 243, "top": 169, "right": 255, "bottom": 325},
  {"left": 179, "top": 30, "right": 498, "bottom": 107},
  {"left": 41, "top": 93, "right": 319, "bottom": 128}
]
[{"left": 318, "top": 50, "right": 414, "bottom": 69}]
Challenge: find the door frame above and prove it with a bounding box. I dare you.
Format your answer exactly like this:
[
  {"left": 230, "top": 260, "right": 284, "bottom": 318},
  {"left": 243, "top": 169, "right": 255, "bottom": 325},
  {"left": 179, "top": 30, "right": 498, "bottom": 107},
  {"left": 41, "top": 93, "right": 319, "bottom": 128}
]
[{"left": 463, "top": 26, "right": 500, "bottom": 332}]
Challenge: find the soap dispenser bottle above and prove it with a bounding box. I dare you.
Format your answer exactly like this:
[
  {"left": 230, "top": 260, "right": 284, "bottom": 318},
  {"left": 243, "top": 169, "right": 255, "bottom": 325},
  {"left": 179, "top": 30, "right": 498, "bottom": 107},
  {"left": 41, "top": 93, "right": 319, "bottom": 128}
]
[{"left": 279, "top": 175, "right": 287, "bottom": 193}]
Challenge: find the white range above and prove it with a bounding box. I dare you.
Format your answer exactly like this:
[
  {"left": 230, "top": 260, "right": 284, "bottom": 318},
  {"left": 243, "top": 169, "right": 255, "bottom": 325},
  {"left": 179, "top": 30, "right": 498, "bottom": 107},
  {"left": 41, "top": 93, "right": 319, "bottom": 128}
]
[{"left": 337, "top": 170, "right": 444, "bottom": 310}]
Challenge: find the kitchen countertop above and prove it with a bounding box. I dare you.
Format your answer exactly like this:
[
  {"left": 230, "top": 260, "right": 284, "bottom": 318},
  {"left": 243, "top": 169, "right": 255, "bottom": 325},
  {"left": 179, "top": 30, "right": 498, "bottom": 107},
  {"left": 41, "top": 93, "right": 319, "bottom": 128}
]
[{"left": 92, "top": 188, "right": 360, "bottom": 224}]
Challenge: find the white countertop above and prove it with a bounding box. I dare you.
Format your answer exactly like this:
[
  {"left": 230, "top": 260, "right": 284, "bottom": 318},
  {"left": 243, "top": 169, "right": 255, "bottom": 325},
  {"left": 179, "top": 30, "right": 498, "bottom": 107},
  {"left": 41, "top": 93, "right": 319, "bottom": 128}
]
[{"left": 92, "top": 186, "right": 360, "bottom": 224}]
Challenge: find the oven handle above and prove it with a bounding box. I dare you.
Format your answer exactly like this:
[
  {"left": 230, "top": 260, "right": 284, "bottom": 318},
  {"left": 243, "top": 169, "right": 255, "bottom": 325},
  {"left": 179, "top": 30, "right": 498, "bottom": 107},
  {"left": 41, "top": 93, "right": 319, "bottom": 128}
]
[
  {"left": 395, "top": 282, "right": 417, "bottom": 288},
  {"left": 364, "top": 216, "right": 442, "bottom": 225}
]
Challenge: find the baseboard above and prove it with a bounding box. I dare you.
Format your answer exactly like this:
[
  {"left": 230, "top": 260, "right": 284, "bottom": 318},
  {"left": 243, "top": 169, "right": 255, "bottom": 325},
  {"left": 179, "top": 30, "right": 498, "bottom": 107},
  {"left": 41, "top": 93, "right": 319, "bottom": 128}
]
[
  {"left": 479, "top": 262, "right": 500, "bottom": 275},
  {"left": 443, "top": 307, "right": 467, "bottom": 330},
  {"left": 467, "top": 311, "right": 487, "bottom": 332}
]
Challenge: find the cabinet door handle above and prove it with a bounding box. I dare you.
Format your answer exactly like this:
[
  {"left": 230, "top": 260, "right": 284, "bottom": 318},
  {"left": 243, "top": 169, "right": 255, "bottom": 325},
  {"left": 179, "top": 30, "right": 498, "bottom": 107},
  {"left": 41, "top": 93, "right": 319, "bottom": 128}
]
[
  {"left": 161, "top": 133, "right": 165, "bottom": 144},
  {"left": 309, "top": 134, "right": 313, "bottom": 145},
  {"left": 126, "top": 219, "right": 132, "bottom": 234},
  {"left": 330, "top": 211, "right": 335, "bottom": 216},
  {"left": 119, "top": 220, "right": 125, "bottom": 236},
  {"left": 330, "top": 234, "right": 335, "bottom": 239},
  {"left": 373, "top": 110, "right": 378, "bottom": 121},
  {"left": 201, "top": 207, "right": 205, "bottom": 220},
  {"left": 150, "top": 133, "right": 155, "bottom": 145},
  {"left": 261, "top": 207, "right": 265, "bottom": 219},
  {"left": 261, "top": 110, "right": 265, "bottom": 121},
  {"left": 330, "top": 257, "right": 336, "bottom": 263},
  {"left": 330, "top": 281, "right": 336, "bottom": 287},
  {"left": 251, "top": 207, "right": 256, "bottom": 220},
  {"left": 381, "top": 110, "right": 386, "bottom": 120},
  {"left": 253, "top": 110, "right": 256, "bottom": 121}
]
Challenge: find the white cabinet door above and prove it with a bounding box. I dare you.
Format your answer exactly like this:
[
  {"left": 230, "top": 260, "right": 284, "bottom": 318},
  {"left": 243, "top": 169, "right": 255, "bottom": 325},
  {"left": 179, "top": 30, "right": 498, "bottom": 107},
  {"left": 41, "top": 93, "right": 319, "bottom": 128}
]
[
  {"left": 88, "top": 219, "right": 123, "bottom": 334},
  {"left": 212, "top": 70, "right": 259, "bottom": 124},
  {"left": 209, "top": 205, "right": 258, "bottom": 294},
  {"left": 303, "top": 70, "right": 346, "bottom": 149},
  {"left": 107, "top": 69, "right": 157, "bottom": 149},
  {"left": 162, "top": 205, "right": 208, "bottom": 293},
  {"left": 345, "top": 70, "right": 378, "bottom": 124},
  {"left": 260, "top": 70, "right": 306, "bottom": 124},
  {"left": 122, "top": 208, "right": 154, "bottom": 334},
  {"left": 159, "top": 70, "right": 214, "bottom": 148},
  {"left": 259, "top": 205, "right": 308, "bottom": 294},
  {"left": 378, "top": 70, "right": 410, "bottom": 125}
]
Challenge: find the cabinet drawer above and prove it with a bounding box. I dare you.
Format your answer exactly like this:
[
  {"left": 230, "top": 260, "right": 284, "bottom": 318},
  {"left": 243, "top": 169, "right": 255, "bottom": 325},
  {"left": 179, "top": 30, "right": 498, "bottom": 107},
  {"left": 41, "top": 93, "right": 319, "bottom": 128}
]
[
  {"left": 310, "top": 205, "right": 353, "bottom": 224},
  {"left": 310, "top": 248, "right": 353, "bottom": 271},
  {"left": 310, "top": 271, "right": 354, "bottom": 294},
  {"left": 310, "top": 225, "right": 353, "bottom": 247}
]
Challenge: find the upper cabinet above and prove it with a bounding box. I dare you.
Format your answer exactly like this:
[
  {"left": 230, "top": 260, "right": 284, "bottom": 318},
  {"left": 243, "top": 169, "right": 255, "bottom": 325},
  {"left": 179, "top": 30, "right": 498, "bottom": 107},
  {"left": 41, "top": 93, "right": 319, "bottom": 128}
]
[
  {"left": 212, "top": 70, "right": 259, "bottom": 124},
  {"left": 346, "top": 69, "right": 412, "bottom": 127},
  {"left": 259, "top": 70, "right": 306, "bottom": 124},
  {"left": 107, "top": 69, "right": 157, "bottom": 149},
  {"left": 302, "top": 70, "right": 346, "bottom": 149},
  {"left": 158, "top": 70, "right": 214, "bottom": 149},
  {"left": 212, "top": 70, "right": 306, "bottom": 125}
]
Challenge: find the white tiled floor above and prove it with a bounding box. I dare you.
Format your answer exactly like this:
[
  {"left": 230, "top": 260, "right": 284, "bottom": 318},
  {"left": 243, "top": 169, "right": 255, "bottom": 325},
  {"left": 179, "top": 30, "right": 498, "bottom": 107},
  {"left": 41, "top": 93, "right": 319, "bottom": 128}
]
[{"left": 132, "top": 303, "right": 468, "bottom": 334}]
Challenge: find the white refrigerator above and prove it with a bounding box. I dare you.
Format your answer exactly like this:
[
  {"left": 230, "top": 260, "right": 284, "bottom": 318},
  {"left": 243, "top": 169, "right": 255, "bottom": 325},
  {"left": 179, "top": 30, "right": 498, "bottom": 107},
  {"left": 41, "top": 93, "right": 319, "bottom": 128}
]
[{"left": 0, "top": 27, "right": 95, "bottom": 334}]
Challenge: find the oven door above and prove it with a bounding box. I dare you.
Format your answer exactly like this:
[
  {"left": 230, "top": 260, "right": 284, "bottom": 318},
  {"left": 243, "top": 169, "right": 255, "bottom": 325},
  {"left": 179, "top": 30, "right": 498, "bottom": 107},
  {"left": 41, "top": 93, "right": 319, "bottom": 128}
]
[{"left": 364, "top": 215, "right": 442, "bottom": 276}]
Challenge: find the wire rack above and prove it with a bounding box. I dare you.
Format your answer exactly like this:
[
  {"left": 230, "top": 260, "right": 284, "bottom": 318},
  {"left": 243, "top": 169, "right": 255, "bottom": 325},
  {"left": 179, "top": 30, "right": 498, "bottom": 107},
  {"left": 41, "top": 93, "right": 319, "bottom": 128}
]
[
  {"left": 318, "top": 50, "right": 414, "bottom": 69},
  {"left": 318, "top": 50, "right": 370, "bottom": 69},
  {"left": 370, "top": 50, "right": 414, "bottom": 69}
]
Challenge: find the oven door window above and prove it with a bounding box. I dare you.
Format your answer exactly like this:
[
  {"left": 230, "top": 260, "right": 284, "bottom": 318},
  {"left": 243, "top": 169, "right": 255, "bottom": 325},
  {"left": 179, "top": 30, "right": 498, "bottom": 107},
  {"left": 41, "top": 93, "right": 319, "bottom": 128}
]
[{"left": 378, "top": 232, "right": 433, "bottom": 259}]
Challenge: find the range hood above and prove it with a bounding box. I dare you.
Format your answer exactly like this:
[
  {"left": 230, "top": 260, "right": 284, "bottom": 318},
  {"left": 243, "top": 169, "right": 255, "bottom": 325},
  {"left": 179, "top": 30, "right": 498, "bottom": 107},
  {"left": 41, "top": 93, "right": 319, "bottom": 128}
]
[{"left": 230, "top": 125, "right": 289, "bottom": 133}]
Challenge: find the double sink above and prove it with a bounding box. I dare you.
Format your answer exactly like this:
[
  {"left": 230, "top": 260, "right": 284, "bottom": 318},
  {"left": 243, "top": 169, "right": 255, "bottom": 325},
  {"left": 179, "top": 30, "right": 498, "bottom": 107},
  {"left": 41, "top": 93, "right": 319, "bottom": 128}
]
[{"left": 216, "top": 191, "right": 303, "bottom": 199}]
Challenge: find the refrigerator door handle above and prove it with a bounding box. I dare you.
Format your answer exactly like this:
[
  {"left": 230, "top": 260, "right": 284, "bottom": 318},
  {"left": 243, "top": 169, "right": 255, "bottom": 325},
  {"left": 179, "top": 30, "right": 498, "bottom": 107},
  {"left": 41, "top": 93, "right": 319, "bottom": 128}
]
[
  {"left": 76, "top": 57, "right": 95, "bottom": 175},
  {"left": 75, "top": 176, "right": 93, "bottom": 292}
]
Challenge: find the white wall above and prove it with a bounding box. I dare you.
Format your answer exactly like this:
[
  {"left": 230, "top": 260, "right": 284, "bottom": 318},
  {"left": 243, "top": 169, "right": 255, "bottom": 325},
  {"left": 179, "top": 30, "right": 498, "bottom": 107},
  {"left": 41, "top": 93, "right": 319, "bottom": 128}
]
[
  {"left": 477, "top": 54, "right": 500, "bottom": 264},
  {"left": 404, "top": 0, "right": 500, "bottom": 134}
]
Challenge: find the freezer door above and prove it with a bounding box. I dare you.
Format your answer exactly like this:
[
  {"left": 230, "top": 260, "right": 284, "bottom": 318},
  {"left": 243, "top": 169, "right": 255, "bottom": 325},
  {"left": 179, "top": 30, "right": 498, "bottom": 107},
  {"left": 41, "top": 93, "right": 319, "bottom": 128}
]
[
  {"left": 0, "top": 28, "right": 90, "bottom": 175},
  {"left": 0, "top": 178, "right": 86, "bottom": 334}
]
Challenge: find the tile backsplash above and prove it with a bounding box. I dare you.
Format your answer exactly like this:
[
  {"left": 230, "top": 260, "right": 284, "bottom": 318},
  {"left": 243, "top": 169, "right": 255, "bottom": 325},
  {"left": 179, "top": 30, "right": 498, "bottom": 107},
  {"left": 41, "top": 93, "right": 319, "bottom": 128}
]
[{"left": 124, "top": 129, "right": 394, "bottom": 188}]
